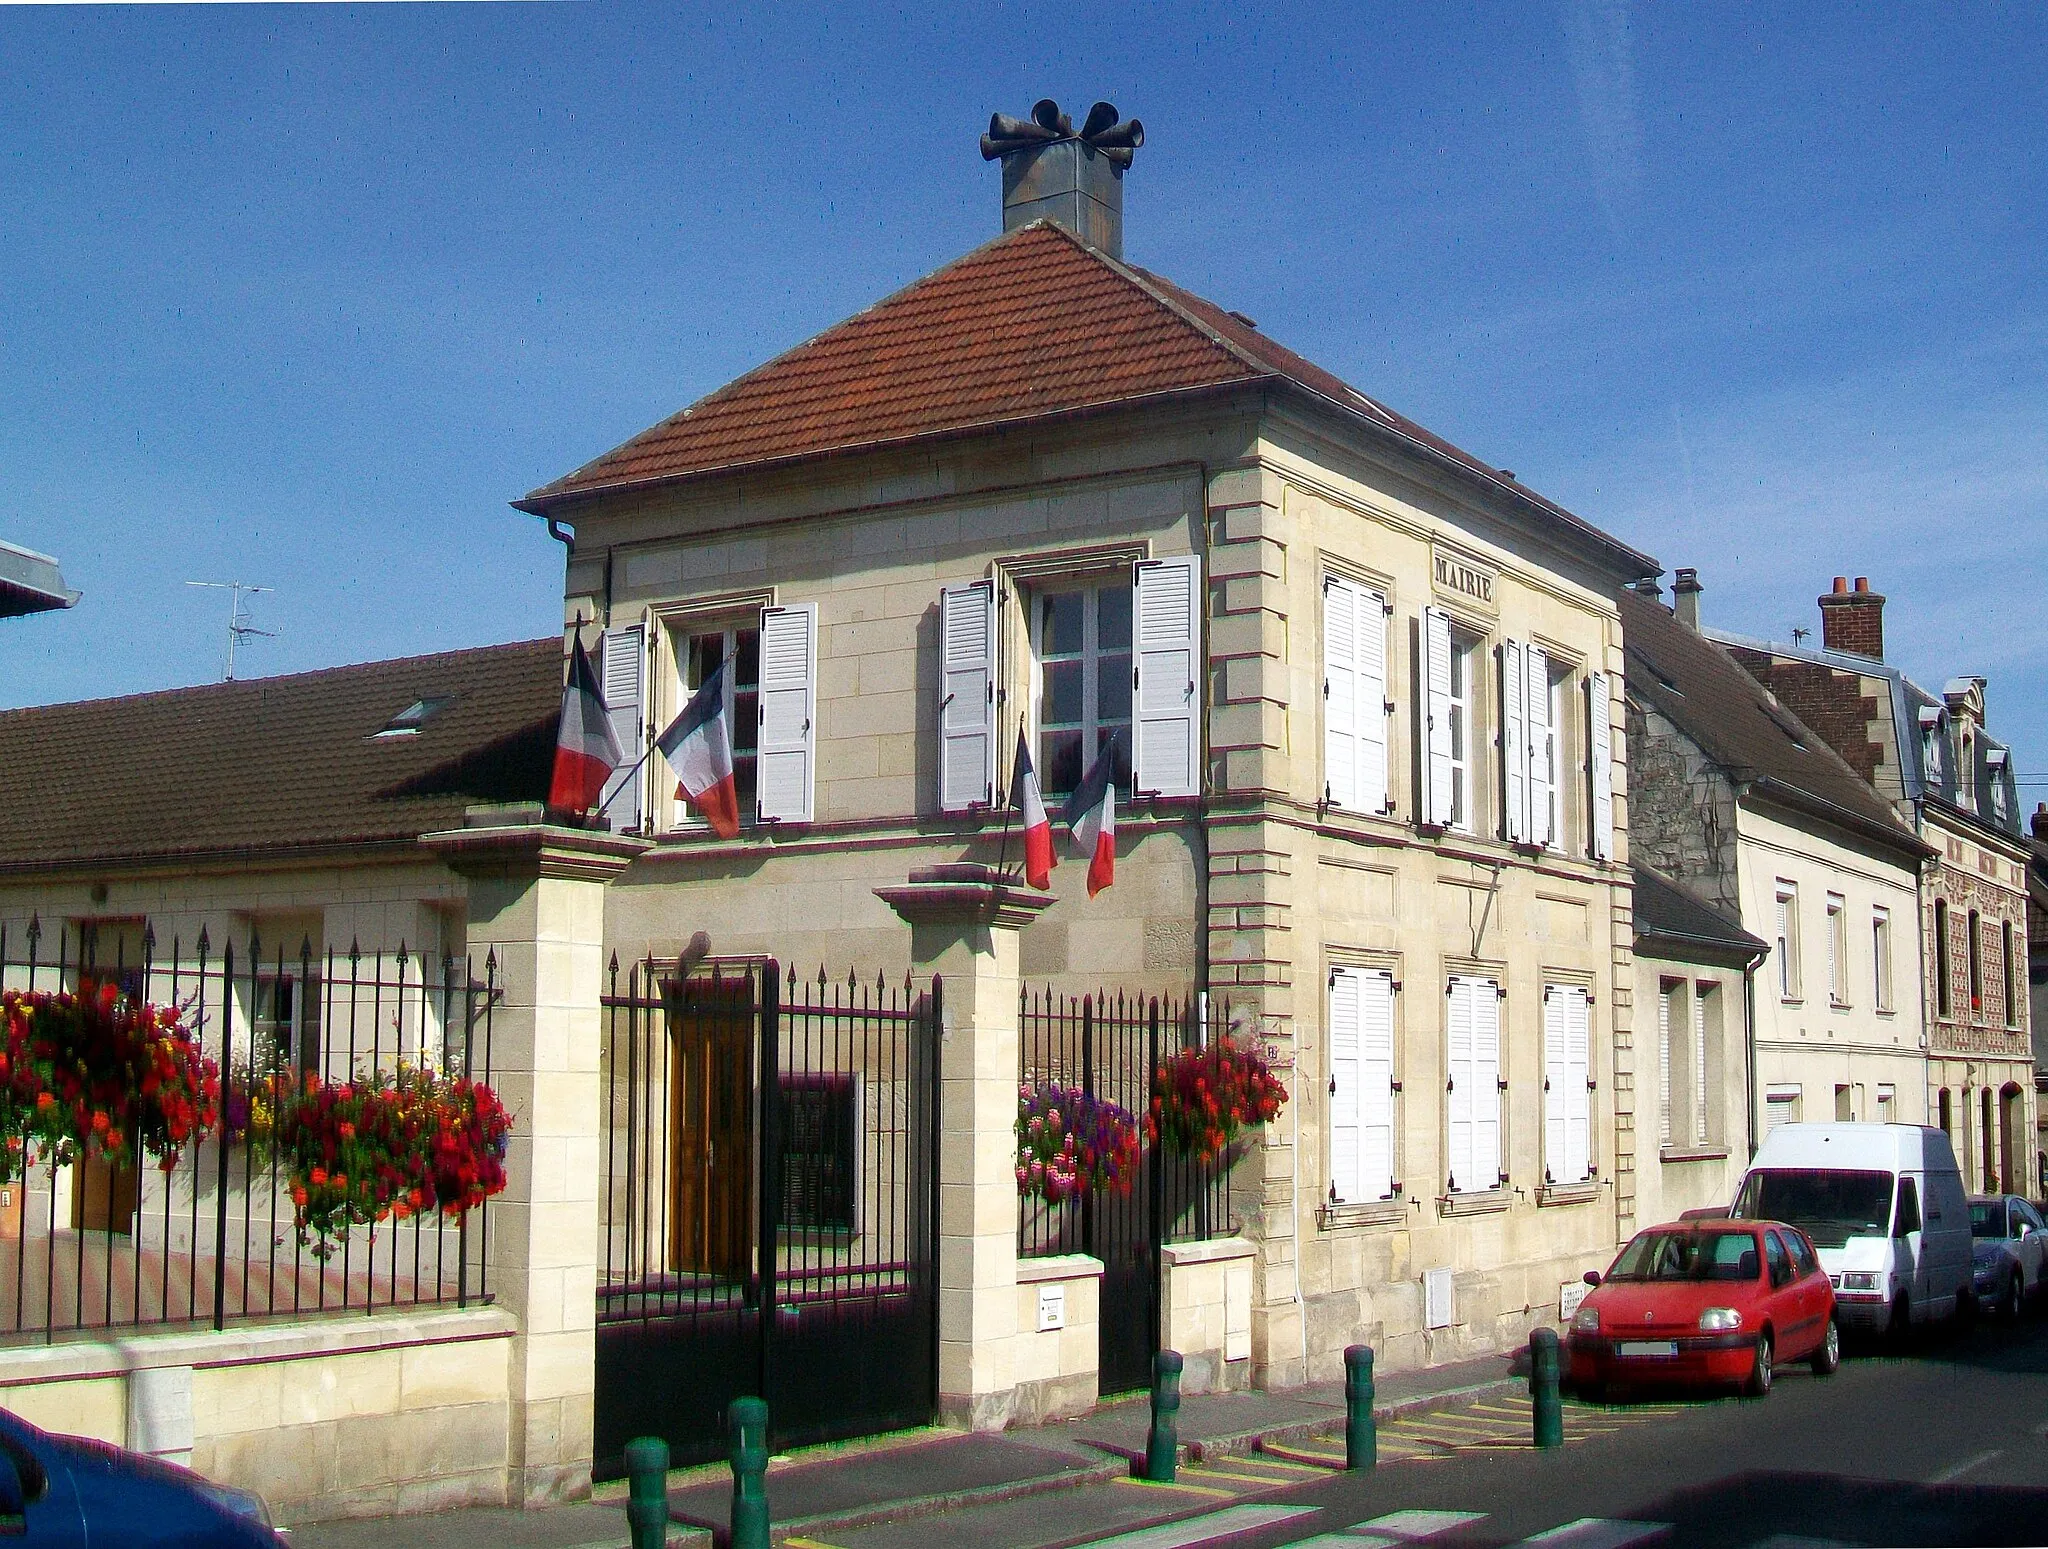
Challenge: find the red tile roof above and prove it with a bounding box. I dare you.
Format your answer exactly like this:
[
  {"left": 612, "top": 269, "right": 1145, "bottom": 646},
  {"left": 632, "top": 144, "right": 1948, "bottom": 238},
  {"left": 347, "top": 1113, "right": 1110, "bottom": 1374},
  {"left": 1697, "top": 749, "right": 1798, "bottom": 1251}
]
[
  {"left": 0, "top": 640, "right": 562, "bottom": 872},
  {"left": 518, "top": 223, "right": 1656, "bottom": 577}
]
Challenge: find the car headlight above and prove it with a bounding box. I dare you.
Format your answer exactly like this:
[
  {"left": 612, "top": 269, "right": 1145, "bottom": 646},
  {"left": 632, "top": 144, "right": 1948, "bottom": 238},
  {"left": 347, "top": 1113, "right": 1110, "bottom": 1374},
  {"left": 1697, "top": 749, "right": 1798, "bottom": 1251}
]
[
  {"left": 1571, "top": 1305, "right": 1601, "bottom": 1332},
  {"left": 193, "top": 1479, "right": 274, "bottom": 1530},
  {"left": 1840, "top": 1272, "right": 1879, "bottom": 1292},
  {"left": 1698, "top": 1307, "right": 1743, "bottom": 1331}
]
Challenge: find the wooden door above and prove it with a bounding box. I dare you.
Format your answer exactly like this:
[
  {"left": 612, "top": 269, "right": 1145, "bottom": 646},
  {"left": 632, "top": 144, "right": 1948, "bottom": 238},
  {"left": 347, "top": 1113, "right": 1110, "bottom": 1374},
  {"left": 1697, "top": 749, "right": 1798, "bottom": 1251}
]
[{"left": 668, "top": 980, "right": 754, "bottom": 1281}]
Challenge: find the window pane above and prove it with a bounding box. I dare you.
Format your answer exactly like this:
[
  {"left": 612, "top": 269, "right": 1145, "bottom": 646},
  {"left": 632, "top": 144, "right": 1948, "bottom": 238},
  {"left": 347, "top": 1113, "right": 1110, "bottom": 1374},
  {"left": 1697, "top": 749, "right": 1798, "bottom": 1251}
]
[
  {"left": 1043, "top": 593, "right": 1084, "bottom": 656},
  {"left": 733, "top": 688, "right": 760, "bottom": 753},
  {"left": 1041, "top": 728, "right": 1085, "bottom": 796},
  {"left": 1097, "top": 585, "right": 1132, "bottom": 650},
  {"left": 1044, "top": 660, "right": 1085, "bottom": 725},
  {"left": 1097, "top": 651, "right": 1132, "bottom": 722},
  {"left": 1097, "top": 726, "right": 1133, "bottom": 791},
  {"left": 735, "top": 628, "right": 761, "bottom": 689},
  {"left": 689, "top": 632, "right": 726, "bottom": 687}
]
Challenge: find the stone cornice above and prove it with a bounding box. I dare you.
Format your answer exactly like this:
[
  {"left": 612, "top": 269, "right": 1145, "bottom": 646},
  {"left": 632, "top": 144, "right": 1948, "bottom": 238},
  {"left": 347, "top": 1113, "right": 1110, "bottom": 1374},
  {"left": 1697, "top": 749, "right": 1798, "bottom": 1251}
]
[
  {"left": 420, "top": 808, "right": 651, "bottom": 883},
  {"left": 875, "top": 863, "right": 1057, "bottom": 931}
]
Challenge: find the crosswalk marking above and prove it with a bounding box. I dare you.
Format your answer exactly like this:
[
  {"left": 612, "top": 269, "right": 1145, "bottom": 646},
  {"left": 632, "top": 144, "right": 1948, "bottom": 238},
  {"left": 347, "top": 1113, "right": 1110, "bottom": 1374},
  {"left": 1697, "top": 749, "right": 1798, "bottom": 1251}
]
[
  {"left": 1357, "top": 1509, "right": 1490, "bottom": 1538},
  {"left": 1114, "top": 1475, "right": 1239, "bottom": 1498},
  {"left": 1072, "top": 1503, "right": 1321, "bottom": 1548},
  {"left": 1513, "top": 1519, "right": 1671, "bottom": 1549}
]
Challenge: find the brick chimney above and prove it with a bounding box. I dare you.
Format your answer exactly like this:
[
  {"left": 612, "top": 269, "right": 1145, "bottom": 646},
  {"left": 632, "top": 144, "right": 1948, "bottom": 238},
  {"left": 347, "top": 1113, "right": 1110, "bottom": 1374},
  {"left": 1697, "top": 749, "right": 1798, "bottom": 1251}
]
[
  {"left": 1817, "top": 575, "right": 1884, "bottom": 660},
  {"left": 2033, "top": 802, "right": 2048, "bottom": 842},
  {"left": 1672, "top": 567, "right": 1702, "bottom": 630}
]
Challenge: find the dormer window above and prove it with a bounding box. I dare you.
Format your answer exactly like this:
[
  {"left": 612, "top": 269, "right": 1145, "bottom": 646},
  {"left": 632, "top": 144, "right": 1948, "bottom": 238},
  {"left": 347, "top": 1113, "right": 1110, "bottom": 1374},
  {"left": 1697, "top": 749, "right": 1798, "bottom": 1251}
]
[
  {"left": 1919, "top": 706, "right": 1946, "bottom": 790},
  {"left": 371, "top": 696, "right": 453, "bottom": 739}
]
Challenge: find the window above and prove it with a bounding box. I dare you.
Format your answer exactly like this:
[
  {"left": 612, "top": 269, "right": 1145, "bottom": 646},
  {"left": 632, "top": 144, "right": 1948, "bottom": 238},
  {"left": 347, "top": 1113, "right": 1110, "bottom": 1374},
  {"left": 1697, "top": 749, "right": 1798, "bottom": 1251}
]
[
  {"left": 1322, "top": 576, "right": 1389, "bottom": 815},
  {"left": 371, "top": 696, "right": 453, "bottom": 739},
  {"left": 1826, "top": 894, "right": 1847, "bottom": 1005},
  {"left": 1446, "top": 976, "right": 1502, "bottom": 1193},
  {"left": 780, "top": 1075, "right": 858, "bottom": 1232},
  {"left": 1873, "top": 908, "right": 1893, "bottom": 1011},
  {"left": 1446, "top": 630, "right": 1477, "bottom": 832},
  {"left": 1968, "top": 909, "right": 1983, "bottom": 1015},
  {"left": 1541, "top": 664, "right": 1567, "bottom": 849},
  {"left": 1692, "top": 981, "right": 1713, "bottom": 1146},
  {"left": 1835, "top": 1084, "right": 1854, "bottom": 1122},
  {"left": 1765, "top": 1084, "right": 1801, "bottom": 1131},
  {"left": 1327, "top": 967, "right": 1397, "bottom": 1204},
  {"left": 672, "top": 621, "right": 762, "bottom": 828},
  {"left": 1894, "top": 1175, "right": 1921, "bottom": 1236},
  {"left": 1033, "top": 579, "right": 1134, "bottom": 799},
  {"left": 601, "top": 625, "right": 646, "bottom": 831},
  {"left": 1939, "top": 1087, "right": 1953, "bottom": 1139},
  {"left": 1775, "top": 885, "right": 1801, "bottom": 1001},
  {"left": 1587, "top": 671, "right": 1614, "bottom": 860},
  {"left": 1934, "top": 899, "right": 1952, "bottom": 1017},
  {"left": 1421, "top": 609, "right": 1483, "bottom": 833},
  {"left": 2003, "top": 920, "right": 2018, "bottom": 1027},
  {"left": 1542, "top": 984, "right": 1592, "bottom": 1184},
  {"left": 251, "top": 967, "right": 322, "bottom": 1077},
  {"left": 1982, "top": 1087, "right": 1997, "bottom": 1191},
  {"left": 1877, "top": 1084, "right": 1895, "bottom": 1124},
  {"left": 1499, "top": 641, "right": 1562, "bottom": 849},
  {"left": 1657, "top": 980, "right": 1678, "bottom": 1146}
]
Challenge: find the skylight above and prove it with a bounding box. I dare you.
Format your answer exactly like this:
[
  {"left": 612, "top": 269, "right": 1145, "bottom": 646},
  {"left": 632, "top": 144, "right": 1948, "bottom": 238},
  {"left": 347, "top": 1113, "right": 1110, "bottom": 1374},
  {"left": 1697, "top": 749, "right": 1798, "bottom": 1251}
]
[{"left": 371, "top": 696, "right": 453, "bottom": 739}]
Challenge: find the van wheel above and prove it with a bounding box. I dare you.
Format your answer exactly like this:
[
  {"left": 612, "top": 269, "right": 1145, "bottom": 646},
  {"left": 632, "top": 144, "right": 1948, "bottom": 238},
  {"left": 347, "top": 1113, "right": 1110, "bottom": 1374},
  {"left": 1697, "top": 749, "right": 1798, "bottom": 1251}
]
[
  {"left": 1888, "top": 1293, "right": 1912, "bottom": 1345},
  {"left": 1811, "top": 1316, "right": 1841, "bottom": 1376},
  {"left": 1744, "top": 1333, "right": 1773, "bottom": 1397}
]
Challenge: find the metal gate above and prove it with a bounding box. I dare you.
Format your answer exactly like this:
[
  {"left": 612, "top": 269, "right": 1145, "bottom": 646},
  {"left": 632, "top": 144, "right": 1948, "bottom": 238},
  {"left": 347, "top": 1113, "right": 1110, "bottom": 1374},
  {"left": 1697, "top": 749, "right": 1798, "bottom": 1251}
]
[
  {"left": 595, "top": 957, "right": 939, "bottom": 1478},
  {"left": 1018, "top": 989, "right": 1234, "bottom": 1396}
]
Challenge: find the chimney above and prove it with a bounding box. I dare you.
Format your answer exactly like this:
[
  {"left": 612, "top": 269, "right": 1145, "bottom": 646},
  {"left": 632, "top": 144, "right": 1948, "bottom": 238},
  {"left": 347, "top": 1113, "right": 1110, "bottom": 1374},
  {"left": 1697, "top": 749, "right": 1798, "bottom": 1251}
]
[
  {"left": 2033, "top": 802, "right": 2048, "bottom": 843},
  {"left": 982, "top": 99, "right": 1143, "bottom": 260},
  {"left": 1672, "top": 567, "right": 1702, "bottom": 630},
  {"left": 1817, "top": 575, "right": 1885, "bottom": 660}
]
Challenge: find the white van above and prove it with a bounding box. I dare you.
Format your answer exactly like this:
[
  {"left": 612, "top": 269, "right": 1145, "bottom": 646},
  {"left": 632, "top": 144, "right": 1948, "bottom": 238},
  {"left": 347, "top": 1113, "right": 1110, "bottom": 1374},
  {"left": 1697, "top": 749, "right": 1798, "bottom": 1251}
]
[{"left": 1732, "top": 1123, "right": 1972, "bottom": 1335}]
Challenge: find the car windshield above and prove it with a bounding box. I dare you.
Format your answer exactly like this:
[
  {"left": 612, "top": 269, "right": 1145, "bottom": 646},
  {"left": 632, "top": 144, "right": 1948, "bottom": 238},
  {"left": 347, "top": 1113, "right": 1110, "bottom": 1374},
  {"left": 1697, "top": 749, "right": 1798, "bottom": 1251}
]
[
  {"left": 1734, "top": 1169, "right": 1892, "bottom": 1248},
  {"left": 1606, "top": 1229, "right": 1757, "bottom": 1282},
  {"left": 1970, "top": 1201, "right": 2009, "bottom": 1239}
]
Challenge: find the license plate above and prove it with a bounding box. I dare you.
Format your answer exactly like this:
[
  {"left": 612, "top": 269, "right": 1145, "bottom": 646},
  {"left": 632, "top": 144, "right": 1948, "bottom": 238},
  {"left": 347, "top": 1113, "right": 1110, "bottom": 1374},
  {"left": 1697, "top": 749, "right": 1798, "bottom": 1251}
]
[{"left": 1616, "top": 1340, "right": 1678, "bottom": 1357}]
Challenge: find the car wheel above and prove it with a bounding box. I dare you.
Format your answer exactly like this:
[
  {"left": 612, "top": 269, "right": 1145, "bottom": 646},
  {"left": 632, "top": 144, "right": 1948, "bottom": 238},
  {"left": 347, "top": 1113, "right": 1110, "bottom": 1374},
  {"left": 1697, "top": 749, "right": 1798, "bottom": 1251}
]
[
  {"left": 1744, "top": 1332, "right": 1773, "bottom": 1398},
  {"left": 1811, "top": 1315, "right": 1841, "bottom": 1376},
  {"left": 2002, "top": 1273, "right": 2023, "bottom": 1322}
]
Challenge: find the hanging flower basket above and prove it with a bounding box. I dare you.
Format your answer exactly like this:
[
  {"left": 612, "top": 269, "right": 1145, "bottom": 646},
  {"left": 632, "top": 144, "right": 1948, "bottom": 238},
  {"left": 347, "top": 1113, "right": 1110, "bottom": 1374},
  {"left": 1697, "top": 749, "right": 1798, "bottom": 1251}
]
[
  {"left": 276, "top": 1064, "right": 511, "bottom": 1259},
  {"left": 0, "top": 982, "right": 220, "bottom": 1185},
  {"left": 1147, "top": 1036, "right": 1287, "bottom": 1165},
  {"left": 1015, "top": 1082, "right": 1140, "bottom": 1203}
]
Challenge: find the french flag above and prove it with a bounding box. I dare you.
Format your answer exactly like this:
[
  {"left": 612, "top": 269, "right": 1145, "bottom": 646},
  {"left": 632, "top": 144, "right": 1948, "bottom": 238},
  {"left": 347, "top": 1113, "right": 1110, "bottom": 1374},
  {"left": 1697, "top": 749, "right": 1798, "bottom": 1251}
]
[
  {"left": 1010, "top": 731, "right": 1056, "bottom": 890},
  {"left": 548, "top": 635, "right": 625, "bottom": 815},
  {"left": 1063, "top": 733, "right": 1120, "bottom": 898},
  {"left": 656, "top": 660, "right": 741, "bottom": 839}
]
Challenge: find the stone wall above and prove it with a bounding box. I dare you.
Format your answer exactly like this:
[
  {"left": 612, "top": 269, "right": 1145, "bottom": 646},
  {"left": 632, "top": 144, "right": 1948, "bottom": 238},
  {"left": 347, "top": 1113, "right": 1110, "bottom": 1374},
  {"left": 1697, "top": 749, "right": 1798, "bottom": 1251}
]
[
  {"left": 1011, "top": 1255, "right": 1102, "bottom": 1424},
  {"left": 1160, "top": 1238, "right": 1254, "bottom": 1394},
  {"left": 1623, "top": 700, "right": 1739, "bottom": 916}
]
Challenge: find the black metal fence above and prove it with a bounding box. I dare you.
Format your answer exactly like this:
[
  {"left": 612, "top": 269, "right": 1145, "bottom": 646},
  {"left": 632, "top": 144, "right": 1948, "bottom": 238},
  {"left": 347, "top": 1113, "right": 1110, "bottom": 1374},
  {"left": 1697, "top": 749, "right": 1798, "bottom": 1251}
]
[
  {"left": 596, "top": 956, "right": 938, "bottom": 1477},
  {"left": 1017, "top": 986, "right": 1236, "bottom": 1393},
  {"left": 0, "top": 916, "right": 496, "bottom": 1343}
]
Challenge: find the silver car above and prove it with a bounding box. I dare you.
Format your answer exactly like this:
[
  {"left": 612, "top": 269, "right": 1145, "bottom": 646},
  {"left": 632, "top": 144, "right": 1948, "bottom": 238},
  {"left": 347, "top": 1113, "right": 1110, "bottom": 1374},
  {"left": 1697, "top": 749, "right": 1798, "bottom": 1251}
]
[{"left": 1968, "top": 1194, "right": 2048, "bottom": 1320}]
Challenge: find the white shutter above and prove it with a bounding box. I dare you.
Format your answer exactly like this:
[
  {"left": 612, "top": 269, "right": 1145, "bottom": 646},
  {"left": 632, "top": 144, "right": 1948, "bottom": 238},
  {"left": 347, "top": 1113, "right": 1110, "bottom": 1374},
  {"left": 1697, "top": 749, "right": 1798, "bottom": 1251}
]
[
  {"left": 1446, "top": 977, "right": 1474, "bottom": 1192},
  {"left": 756, "top": 603, "right": 816, "bottom": 823},
  {"left": 939, "top": 582, "right": 996, "bottom": 812},
  {"left": 1563, "top": 985, "right": 1591, "bottom": 1182},
  {"left": 1323, "top": 578, "right": 1388, "bottom": 814},
  {"left": 599, "top": 624, "right": 645, "bottom": 833},
  {"left": 1473, "top": 979, "right": 1502, "bottom": 1188},
  {"left": 1424, "top": 608, "right": 1455, "bottom": 827},
  {"left": 1588, "top": 669, "right": 1614, "bottom": 860},
  {"left": 1328, "top": 969, "right": 1362, "bottom": 1202},
  {"left": 1133, "top": 556, "right": 1202, "bottom": 798},
  {"left": 1692, "top": 986, "right": 1710, "bottom": 1145},
  {"left": 1502, "top": 640, "right": 1526, "bottom": 843},
  {"left": 1544, "top": 987, "right": 1568, "bottom": 1180},
  {"left": 1527, "top": 647, "right": 1554, "bottom": 849},
  {"left": 1658, "top": 985, "right": 1674, "bottom": 1146},
  {"left": 1360, "top": 969, "right": 1396, "bottom": 1199}
]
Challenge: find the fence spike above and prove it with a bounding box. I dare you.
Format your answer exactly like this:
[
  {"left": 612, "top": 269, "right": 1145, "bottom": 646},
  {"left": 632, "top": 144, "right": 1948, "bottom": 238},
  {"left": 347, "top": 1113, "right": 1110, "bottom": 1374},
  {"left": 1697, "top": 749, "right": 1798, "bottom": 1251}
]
[
  {"left": 196, "top": 925, "right": 210, "bottom": 959},
  {"left": 24, "top": 913, "right": 39, "bottom": 950},
  {"left": 349, "top": 937, "right": 363, "bottom": 967},
  {"left": 395, "top": 940, "right": 410, "bottom": 972},
  {"left": 247, "top": 926, "right": 262, "bottom": 963},
  {"left": 141, "top": 922, "right": 157, "bottom": 959},
  {"left": 484, "top": 945, "right": 497, "bottom": 979},
  {"left": 846, "top": 965, "right": 858, "bottom": 990},
  {"left": 609, "top": 949, "right": 620, "bottom": 974}
]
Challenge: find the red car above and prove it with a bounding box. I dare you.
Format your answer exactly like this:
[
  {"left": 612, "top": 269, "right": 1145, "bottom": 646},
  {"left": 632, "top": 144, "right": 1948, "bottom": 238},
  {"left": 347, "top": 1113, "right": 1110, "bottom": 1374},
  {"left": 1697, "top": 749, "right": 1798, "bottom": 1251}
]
[{"left": 1567, "top": 1218, "right": 1839, "bottom": 1399}]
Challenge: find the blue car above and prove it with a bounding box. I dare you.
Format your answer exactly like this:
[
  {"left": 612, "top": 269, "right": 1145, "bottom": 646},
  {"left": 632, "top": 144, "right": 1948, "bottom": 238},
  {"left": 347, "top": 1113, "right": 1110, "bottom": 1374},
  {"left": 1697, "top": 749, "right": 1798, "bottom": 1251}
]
[{"left": 0, "top": 1407, "right": 282, "bottom": 1545}]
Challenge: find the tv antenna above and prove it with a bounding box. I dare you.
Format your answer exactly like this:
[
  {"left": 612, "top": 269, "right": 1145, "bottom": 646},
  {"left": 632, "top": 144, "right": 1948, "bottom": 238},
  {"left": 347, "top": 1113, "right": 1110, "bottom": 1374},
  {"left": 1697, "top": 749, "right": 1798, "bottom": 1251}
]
[{"left": 185, "top": 580, "right": 276, "bottom": 680}]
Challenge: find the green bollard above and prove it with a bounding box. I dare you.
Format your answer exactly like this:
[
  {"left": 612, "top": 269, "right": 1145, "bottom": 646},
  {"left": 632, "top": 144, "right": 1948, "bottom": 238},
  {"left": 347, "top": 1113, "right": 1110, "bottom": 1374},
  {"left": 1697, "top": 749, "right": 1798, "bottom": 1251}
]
[
  {"left": 1530, "top": 1327, "right": 1563, "bottom": 1450},
  {"left": 1146, "top": 1349, "right": 1184, "bottom": 1482},
  {"left": 1344, "top": 1344, "right": 1376, "bottom": 1470},
  {"left": 622, "top": 1435, "right": 670, "bottom": 1549},
  {"left": 728, "top": 1396, "right": 771, "bottom": 1549}
]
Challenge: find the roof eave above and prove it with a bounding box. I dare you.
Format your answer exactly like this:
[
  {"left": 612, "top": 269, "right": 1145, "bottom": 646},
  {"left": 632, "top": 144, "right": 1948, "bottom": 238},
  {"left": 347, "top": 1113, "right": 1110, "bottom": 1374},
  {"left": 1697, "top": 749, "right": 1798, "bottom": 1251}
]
[
  {"left": 1635, "top": 923, "right": 1770, "bottom": 966},
  {"left": 511, "top": 377, "right": 1269, "bottom": 518},
  {"left": 1745, "top": 775, "right": 1935, "bottom": 862}
]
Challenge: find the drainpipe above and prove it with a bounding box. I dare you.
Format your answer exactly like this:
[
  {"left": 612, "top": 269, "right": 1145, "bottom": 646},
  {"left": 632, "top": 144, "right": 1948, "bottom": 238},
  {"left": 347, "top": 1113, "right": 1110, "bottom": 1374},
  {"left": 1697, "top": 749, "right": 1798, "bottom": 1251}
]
[{"left": 1742, "top": 946, "right": 1765, "bottom": 1162}]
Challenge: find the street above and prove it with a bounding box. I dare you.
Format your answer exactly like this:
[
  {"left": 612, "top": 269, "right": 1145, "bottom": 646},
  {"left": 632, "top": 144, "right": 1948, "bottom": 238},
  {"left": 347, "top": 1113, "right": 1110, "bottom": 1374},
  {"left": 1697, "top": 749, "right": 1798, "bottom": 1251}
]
[{"left": 1099, "top": 1321, "right": 2048, "bottom": 1549}]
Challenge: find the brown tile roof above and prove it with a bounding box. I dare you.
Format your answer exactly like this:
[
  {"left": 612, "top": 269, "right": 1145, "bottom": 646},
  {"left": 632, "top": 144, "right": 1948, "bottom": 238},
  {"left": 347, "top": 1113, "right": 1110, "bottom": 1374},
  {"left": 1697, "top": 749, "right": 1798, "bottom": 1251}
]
[
  {"left": 0, "top": 640, "right": 562, "bottom": 873},
  {"left": 1620, "top": 590, "right": 1928, "bottom": 859},
  {"left": 518, "top": 222, "right": 1656, "bottom": 577}
]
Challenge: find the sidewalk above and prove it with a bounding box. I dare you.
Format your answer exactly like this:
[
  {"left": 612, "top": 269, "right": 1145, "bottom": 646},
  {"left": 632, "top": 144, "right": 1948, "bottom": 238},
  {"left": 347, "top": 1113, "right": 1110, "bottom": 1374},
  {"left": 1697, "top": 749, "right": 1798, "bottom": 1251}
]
[{"left": 288, "top": 1352, "right": 1525, "bottom": 1549}]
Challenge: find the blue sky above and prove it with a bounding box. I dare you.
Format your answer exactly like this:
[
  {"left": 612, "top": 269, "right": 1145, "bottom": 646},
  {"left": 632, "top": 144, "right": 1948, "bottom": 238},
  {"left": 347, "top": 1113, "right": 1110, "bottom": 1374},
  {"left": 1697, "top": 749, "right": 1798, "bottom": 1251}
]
[{"left": 2, "top": 2, "right": 2043, "bottom": 770}]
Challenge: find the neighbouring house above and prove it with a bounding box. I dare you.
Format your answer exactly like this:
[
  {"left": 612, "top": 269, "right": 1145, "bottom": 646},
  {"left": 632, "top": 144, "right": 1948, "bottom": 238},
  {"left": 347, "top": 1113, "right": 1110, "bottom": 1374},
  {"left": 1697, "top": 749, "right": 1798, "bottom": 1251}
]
[
  {"left": 514, "top": 95, "right": 1662, "bottom": 1434},
  {"left": 0, "top": 639, "right": 574, "bottom": 1523},
  {"left": 1621, "top": 576, "right": 1933, "bottom": 1177},
  {"left": 1627, "top": 863, "right": 1766, "bottom": 1227},
  {"left": 1715, "top": 578, "right": 2035, "bottom": 1196},
  {"left": 0, "top": 538, "right": 78, "bottom": 618},
  {"left": 2024, "top": 804, "right": 2048, "bottom": 1186}
]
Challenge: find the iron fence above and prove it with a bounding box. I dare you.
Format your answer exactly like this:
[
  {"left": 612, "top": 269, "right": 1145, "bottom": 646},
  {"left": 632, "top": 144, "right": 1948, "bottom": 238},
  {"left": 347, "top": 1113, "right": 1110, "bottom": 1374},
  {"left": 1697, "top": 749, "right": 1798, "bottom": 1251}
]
[
  {"left": 595, "top": 956, "right": 938, "bottom": 1474},
  {"left": 0, "top": 916, "right": 496, "bottom": 1343}
]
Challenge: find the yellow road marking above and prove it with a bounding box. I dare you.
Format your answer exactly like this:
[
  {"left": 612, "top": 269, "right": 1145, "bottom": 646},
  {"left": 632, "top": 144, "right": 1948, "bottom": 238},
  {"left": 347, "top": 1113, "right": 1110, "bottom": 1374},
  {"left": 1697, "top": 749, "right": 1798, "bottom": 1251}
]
[
  {"left": 1185, "top": 1465, "right": 1299, "bottom": 1486},
  {"left": 1226, "top": 1457, "right": 1325, "bottom": 1475},
  {"left": 783, "top": 1538, "right": 848, "bottom": 1548},
  {"left": 1113, "top": 1475, "right": 1239, "bottom": 1498}
]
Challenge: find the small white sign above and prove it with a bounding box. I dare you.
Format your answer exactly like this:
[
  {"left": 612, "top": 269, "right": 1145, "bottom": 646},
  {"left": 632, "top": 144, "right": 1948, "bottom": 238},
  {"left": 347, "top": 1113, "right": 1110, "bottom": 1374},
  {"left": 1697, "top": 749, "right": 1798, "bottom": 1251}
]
[
  {"left": 1037, "top": 1284, "right": 1066, "bottom": 1332},
  {"left": 1559, "top": 1279, "right": 1590, "bottom": 1321}
]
